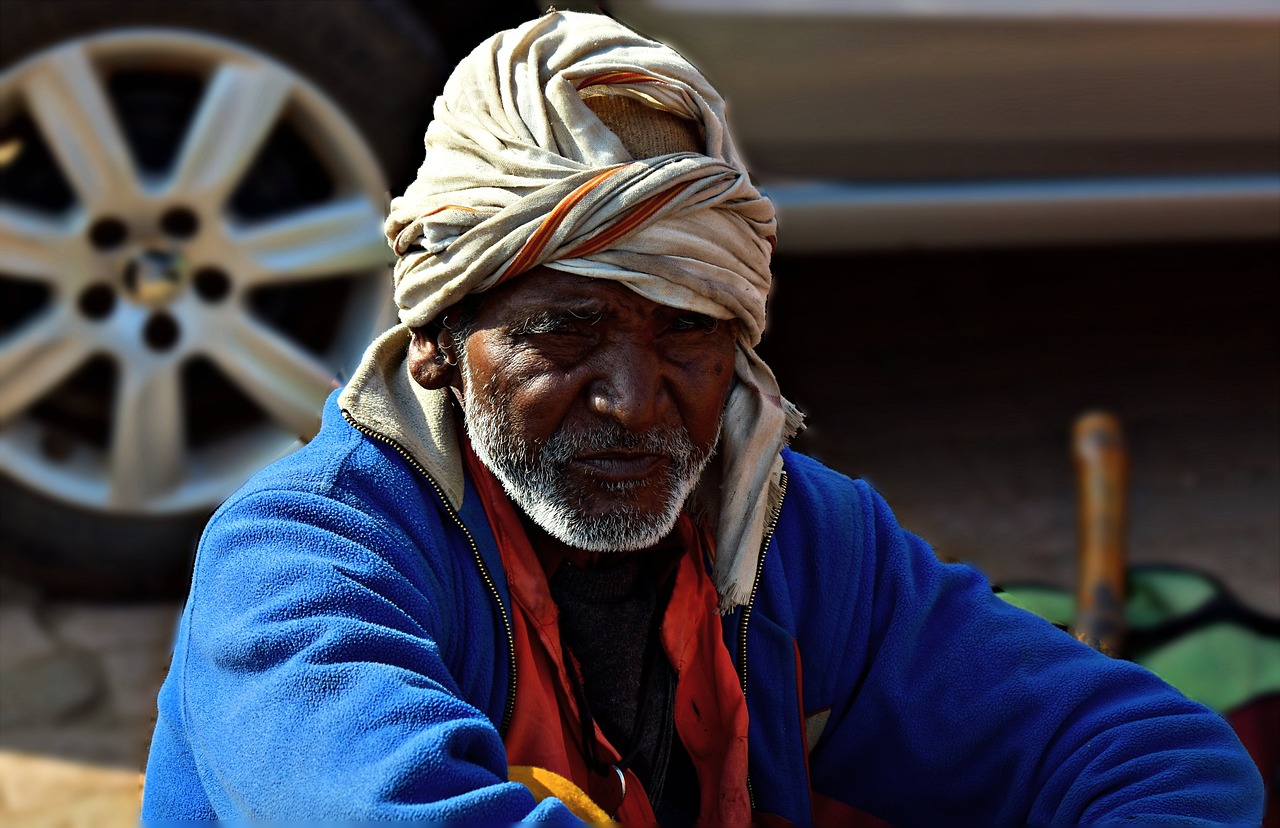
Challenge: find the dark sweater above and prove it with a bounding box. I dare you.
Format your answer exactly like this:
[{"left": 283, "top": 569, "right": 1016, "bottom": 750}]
[{"left": 551, "top": 555, "right": 699, "bottom": 825}]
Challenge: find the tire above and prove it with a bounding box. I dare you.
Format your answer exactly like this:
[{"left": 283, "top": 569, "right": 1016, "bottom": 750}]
[{"left": 0, "top": 1, "right": 465, "bottom": 597}]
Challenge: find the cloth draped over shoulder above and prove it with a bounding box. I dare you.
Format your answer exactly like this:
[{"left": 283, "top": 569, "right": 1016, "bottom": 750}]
[{"left": 383, "top": 10, "right": 802, "bottom": 610}]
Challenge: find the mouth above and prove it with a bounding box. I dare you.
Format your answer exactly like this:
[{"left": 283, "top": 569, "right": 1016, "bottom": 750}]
[{"left": 570, "top": 452, "right": 666, "bottom": 482}]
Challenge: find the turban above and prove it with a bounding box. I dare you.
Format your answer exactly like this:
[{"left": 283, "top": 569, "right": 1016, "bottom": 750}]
[{"left": 384, "top": 10, "right": 802, "bottom": 611}]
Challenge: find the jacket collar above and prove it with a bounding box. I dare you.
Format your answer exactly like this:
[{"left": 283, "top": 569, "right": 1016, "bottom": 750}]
[{"left": 337, "top": 323, "right": 468, "bottom": 510}]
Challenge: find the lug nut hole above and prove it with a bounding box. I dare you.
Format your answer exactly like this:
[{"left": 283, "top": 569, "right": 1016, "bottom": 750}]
[
  {"left": 40, "top": 429, "right": 75, "bottom": 462},
  {"left": 194, "top": 267, "right": 231, "bottom": 302},
  {"left": 77, "top": 284, "right": 116, "bottom": 319},
  {"left": 89, "top": 217, "right": 128, "bottom": 250},
  {"left": 144, "top": 312, "right": 180, "bottom": 351},
  {"left": 160, "top": 207, "right": 199, "bottom": 239}
]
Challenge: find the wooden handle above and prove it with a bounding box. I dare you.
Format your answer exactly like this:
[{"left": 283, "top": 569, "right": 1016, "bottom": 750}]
[{"left": 1070, "top": 411, "right": 1128, "bottom": 658}]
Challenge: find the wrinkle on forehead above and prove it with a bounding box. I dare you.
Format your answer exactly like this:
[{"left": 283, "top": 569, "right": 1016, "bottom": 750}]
[{"left": 477, "top": 268, "right": 733, "bottom": 337}]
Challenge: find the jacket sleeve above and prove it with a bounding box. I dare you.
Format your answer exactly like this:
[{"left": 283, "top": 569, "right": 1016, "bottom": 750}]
[
  {"left": 145, "top": 483, "right": 583, "bottom": 824},
  {"left": 788, "top": 461, "right": 1264, "bottom": 825}
]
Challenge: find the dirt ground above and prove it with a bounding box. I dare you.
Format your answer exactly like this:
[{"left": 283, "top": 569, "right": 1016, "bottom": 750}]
[
  {"left": 0, "top": 240, "right": 1275, "bottom": 823},
  {"left": 762, "top": 241, "right": 1279, "bottom": 616}
]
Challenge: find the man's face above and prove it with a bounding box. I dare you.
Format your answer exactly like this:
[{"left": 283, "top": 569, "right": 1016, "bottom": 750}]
[{"left": 454, "top": 268, "right": 738, "bottom": 552}]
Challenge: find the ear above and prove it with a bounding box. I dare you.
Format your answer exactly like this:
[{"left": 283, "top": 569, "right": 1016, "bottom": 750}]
[{"left": 407, "top": 326, "right": 459, "bottom": 390}]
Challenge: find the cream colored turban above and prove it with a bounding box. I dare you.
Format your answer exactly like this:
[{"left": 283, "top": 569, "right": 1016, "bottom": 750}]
[{"left": 384, "top": 10, "right": 802, "bottom": 611}]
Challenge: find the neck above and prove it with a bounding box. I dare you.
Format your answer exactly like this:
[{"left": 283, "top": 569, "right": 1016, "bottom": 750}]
[
  {"left": 521, "top": 512, "right": 621, "bottom": 570},
  {"left": 518, "top": 510, "right": 680, "bottom": 572}
]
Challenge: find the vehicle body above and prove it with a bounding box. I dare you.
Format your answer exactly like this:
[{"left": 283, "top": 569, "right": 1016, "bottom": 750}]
[
  {"left": 569, "top": 0, "right": 1280, "bottom": 250},
  {"left": 1, "top": 0, "right": 1276, "bottom": 594}
]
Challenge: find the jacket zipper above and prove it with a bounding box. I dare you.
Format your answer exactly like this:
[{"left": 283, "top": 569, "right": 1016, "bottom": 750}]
[
  {"left": 737, "top": 470, "right": 788, "bottom": 814},
  {"left": 341, "top": 409, "right": 518, "bottom": 737}
]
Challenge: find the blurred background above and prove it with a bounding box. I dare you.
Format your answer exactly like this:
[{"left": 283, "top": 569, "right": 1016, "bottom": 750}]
[{"left": 1, "top": 0, "right": 1277, "bottom": 823}]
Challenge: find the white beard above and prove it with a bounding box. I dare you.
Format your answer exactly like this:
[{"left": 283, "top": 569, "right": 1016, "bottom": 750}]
[{"left": 459, "top": 367, "right": 716, "bottom": 552}]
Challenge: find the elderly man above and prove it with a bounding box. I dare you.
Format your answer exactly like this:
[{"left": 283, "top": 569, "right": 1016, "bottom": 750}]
[{"left": 143, "top": 11, "right": 1262, "bottom": 824}]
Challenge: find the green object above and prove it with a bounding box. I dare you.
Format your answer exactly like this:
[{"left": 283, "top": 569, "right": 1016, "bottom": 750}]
[{"left": 997, "top": 565, "right": 1280, "bottom": 714}]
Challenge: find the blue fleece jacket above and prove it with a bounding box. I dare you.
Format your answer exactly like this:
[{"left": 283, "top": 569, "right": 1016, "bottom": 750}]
[{"left": 142, "top": 395, "right": 1263, "bottom": 823}]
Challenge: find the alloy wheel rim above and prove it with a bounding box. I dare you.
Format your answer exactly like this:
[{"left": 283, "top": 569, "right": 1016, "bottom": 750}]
[{"left": 0, "top": 30, "right": 395, "bottom": 515}]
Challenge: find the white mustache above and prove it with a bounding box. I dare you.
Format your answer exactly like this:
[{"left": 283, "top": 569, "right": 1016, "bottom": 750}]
[{"left": 539, "top": 422, "right": 696, "bottom": 467}]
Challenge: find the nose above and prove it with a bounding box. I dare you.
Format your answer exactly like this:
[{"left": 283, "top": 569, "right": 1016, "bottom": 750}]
[{"left": 588, "top": 341, "right": 667, "bottom": 432}]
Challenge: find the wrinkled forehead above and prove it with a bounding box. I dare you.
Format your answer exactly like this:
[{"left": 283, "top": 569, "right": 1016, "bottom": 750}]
[
  {"left": 461, "top": 266, "right": 731, "bottom": 330},
  {"left": 482, "top": 267, "right": 627, "bottom": 312}
]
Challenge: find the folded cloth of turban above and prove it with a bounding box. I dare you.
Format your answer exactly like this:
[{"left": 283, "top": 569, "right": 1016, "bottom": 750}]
[{"left": 384, "top": 10, "right": 802, "bottom": 611}]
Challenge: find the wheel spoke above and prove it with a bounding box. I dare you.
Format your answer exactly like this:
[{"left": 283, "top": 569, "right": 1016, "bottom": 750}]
[
  {"left": 20, "top": 42, "right": 139, "bottom": 210},
  {"left": 0, "top": 206, "right": 76, "bottom": 284},
  {"left": 0, "top": 306, "right": 91, "bottom": 424},
  {"left": 232, "top": 196, "right": 391, "bottom": 286},
  {"left": 2, "top": 30, "right": 393, "bottom": 520},
  {"left": 165, "top": 61, "right": 293, "bottom": 201},
  {"left": 211, "top": 316, "right": 337, "bottom": 439},
  {"left": 108, "top": 360, "right": 185, "bottom": 508}
]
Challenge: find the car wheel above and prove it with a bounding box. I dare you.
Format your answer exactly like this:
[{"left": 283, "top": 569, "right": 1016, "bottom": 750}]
[{"left": 0, "top": 2, "right": 449, "bottom": 597}]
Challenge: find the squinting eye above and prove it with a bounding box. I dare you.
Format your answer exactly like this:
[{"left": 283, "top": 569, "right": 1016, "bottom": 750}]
[
  {"left": 512, "top": 310, "right": 602, "bottom": 337},
  {"left": 672, "top": 314, "right": 718, "bottom": 333}
]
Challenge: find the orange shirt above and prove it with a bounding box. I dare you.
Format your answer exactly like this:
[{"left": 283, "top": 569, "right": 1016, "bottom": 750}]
[{"left": 462, "top": 442, "right": 751, "bottom": 823}]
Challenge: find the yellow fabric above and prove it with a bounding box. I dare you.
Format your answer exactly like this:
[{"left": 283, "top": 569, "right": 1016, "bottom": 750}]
[{"left": 509, "top": 764, "right": 616, "bottom": 824}]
